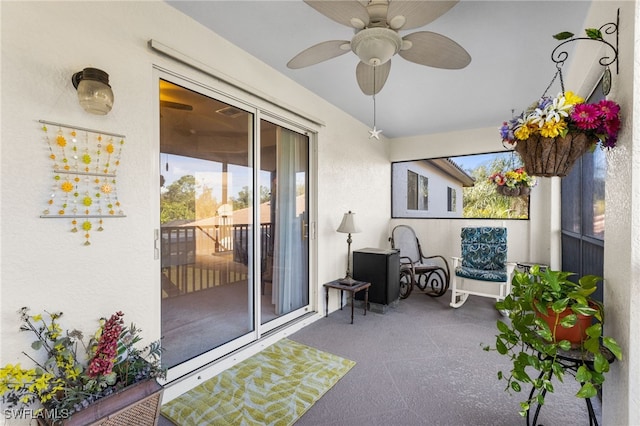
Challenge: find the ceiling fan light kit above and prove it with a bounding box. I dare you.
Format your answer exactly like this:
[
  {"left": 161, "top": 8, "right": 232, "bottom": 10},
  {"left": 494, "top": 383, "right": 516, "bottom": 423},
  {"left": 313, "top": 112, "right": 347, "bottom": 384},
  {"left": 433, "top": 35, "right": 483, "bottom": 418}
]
[{"left": 351, "top": 27, "right": 401, "bottom": 66}]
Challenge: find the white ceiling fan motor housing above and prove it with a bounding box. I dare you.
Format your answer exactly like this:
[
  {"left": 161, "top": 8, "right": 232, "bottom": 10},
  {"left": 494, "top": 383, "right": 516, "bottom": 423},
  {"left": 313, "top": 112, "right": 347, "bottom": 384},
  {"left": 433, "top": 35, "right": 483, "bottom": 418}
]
[{"left": 351, "top": 27, "right": 402, "bottom": 66}]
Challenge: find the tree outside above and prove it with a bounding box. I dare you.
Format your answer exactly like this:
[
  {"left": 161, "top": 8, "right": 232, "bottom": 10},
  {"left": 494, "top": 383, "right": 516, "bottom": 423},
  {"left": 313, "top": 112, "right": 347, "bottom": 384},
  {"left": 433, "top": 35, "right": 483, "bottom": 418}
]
[{"left": 461, "top": 156, "right": 531, "bottom": 219}]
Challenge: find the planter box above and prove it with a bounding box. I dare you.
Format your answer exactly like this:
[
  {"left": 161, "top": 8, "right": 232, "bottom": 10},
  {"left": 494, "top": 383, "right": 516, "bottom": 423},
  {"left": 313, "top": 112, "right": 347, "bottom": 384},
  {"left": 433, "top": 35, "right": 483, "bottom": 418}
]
[{"left": 38, "top": 379, "right": 163, "bottom": 426}]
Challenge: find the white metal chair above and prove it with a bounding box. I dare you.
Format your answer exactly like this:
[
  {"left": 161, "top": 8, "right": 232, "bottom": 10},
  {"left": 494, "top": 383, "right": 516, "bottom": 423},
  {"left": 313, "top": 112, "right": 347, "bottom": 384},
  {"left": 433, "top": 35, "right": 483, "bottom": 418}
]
[
  {"left": 390, "top": 225, "right": 450, "bottom": 299},
  {"left": 450, "top": 227, "right": 516, "bottom": 310}
]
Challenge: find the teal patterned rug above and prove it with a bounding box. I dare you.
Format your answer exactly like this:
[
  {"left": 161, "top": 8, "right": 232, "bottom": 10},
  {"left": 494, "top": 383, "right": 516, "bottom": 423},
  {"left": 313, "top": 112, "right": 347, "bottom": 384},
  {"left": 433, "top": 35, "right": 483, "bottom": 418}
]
[{"left": 161, "top": 338, "right": 355, "bottom": 425}]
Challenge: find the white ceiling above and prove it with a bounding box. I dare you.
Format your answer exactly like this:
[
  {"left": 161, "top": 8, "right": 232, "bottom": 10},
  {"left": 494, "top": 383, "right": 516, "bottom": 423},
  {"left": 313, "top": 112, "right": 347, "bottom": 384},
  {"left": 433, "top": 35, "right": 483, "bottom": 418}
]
[{"left": 166, "top": 1, "right": 592, "bottom": 139}]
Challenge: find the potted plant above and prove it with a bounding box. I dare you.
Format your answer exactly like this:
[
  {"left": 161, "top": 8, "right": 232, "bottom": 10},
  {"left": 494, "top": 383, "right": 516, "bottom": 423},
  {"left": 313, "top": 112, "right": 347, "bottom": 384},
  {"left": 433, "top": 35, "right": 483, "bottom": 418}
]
[
  {"left": 485, "top": 266, "right": 622, "bottom": 417},
  {"left": 500, "top": 90, "right": 621, "bottom": 177},
  {"left": 0, "top": 308, "right": 166, "bottom": 424},
  {"left": 488, "top": 167, "right": 536, "bottom": 197}
]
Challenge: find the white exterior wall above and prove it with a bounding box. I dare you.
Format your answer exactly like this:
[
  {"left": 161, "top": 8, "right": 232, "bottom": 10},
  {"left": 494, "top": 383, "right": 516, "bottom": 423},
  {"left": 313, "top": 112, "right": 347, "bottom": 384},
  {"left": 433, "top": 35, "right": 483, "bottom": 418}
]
[{"left": 392, "top": 161, "right": 464, "bottom": 218}]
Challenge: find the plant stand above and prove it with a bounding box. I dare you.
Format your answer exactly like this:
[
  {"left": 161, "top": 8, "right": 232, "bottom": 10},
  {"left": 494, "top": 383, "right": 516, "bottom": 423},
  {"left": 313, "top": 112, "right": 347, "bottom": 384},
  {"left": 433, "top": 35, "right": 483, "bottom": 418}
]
[
  {"left": 514, "top": 132, "right": 595, "bottom": 177},
  {"left": 38, "top": 379, "right": 163, "bottom": 426},
  {"left": 526, "top": 345, "right": 615, "bottom": 426}
]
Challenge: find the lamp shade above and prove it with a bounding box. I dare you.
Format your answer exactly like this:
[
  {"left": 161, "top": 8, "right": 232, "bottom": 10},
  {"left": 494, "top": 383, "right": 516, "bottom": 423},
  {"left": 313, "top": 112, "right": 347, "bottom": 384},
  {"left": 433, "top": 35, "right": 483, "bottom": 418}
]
[
  {"left": 336, "top": 211, "right": 360, "bottom": 234},
  {"left": 72, "top": 68, "right": 114, "bottom": 115}
]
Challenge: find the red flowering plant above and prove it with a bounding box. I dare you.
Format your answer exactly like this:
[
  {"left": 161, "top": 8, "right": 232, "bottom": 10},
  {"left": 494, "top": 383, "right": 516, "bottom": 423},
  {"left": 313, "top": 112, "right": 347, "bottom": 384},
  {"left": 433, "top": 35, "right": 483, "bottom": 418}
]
[
  {"left": 500, "top": 91, "right": 621, "bottom": 149},
  {"left": 0, "top": 308, "right": 165, "bottom": 421}
]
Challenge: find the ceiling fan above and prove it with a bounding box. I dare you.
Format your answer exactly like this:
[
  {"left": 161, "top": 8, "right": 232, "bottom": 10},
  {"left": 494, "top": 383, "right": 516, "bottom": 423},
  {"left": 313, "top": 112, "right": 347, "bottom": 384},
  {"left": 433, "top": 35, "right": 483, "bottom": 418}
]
[{"left": 287, "top": 0, "right": 471, "bottom": 95}]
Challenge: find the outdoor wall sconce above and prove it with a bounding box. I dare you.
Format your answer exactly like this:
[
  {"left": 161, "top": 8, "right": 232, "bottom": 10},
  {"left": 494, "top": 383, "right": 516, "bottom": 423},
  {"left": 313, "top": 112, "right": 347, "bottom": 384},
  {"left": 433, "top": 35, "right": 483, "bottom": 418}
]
[{"left": 71, "top": 67, "right": 114, "bottom": 115}]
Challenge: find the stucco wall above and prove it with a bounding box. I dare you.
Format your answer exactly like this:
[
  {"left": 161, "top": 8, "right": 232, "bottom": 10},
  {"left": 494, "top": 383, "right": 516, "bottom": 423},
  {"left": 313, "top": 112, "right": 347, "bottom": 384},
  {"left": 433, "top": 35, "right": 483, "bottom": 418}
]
[
  {"left": 0, "top": 0, "right": 390, "bottom": 405},
  {"left": 560, "top": 1, "right": 638, "bottom": 423}
]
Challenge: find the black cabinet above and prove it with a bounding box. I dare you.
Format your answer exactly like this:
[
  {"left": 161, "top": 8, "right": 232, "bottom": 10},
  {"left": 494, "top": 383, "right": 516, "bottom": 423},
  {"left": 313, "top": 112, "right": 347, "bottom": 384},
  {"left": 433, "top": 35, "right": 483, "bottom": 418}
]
[{"left": 353, "top": 248, "right": 400, "bottom": 307}]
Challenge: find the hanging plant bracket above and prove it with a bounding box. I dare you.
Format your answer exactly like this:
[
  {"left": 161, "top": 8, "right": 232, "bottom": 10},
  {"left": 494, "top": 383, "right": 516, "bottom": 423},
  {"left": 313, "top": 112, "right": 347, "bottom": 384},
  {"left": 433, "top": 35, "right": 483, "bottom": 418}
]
[{"left": 550, "top": 8, "right": 619, "bottom": 94}]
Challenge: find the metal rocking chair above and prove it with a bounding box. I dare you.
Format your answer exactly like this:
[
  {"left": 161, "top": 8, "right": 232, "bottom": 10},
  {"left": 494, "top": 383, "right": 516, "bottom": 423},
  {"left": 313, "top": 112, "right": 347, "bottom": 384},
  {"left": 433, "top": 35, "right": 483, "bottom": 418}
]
[{"left": 390, "top": 225, "right": 450, "bottom": 299}]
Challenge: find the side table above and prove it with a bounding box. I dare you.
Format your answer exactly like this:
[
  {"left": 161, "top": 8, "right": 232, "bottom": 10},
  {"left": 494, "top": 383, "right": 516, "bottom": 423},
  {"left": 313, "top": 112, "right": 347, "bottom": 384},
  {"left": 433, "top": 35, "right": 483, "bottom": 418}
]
[
  {"left": 527, "top": 345, "right": 615, "bottom": 426},
  {"left": 323, "top": 279, "right": 371, "bottom": 324},
  {"left": 516, "top": 262, "right": 549, "bottom": 273}
]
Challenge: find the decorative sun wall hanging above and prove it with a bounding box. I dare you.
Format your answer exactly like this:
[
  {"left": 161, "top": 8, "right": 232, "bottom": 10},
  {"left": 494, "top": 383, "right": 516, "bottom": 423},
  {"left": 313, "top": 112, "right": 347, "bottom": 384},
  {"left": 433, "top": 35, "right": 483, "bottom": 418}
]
[{"left": 39, "top": 120, "right": 126, "bottom": 245}]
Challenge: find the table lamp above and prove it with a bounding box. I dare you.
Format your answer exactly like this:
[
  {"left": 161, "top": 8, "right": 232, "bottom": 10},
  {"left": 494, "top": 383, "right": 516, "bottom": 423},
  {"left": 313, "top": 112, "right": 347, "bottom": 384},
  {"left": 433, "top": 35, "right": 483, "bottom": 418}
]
[{"left": 336, "top": 211, "right": 361, "bottom": 285}]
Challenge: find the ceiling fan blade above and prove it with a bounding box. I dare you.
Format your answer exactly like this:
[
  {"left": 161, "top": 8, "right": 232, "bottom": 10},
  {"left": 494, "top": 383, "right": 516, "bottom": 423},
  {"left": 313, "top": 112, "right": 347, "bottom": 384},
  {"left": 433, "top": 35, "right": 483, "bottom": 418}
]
[
  {"left": 399, "top": 31, "right": 471, "bottom": 69},
  {"left": 304, "top": 0, "right": 369, "bottom": 28},
  {"left": 356, "top": 61, "right": 391, "bottom": 95},
  {"left": 287, "top": 40, "right": 351, "bottom": 69},
  {"left": 160, "top": 100, "right": 193, "bottom": 111},
  {"left": 387, "top": 1, "right": 459, "bottom": 30}
]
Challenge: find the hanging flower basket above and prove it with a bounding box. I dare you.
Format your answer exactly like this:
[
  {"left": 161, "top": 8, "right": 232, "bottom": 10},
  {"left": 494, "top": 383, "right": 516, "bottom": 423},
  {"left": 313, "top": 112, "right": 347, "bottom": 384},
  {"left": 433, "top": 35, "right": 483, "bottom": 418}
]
[
  {"left": 500, "top": 90, "right": 621, "bottom": 177},
  {"left": 496, "top": 185, "right": 521, "bottom": 197},
  {"left": 513, "top": 132, "right": 596, "bottom": 177},
  {"left": 489, "top": 168, "right": 536, "bottom": 197}
]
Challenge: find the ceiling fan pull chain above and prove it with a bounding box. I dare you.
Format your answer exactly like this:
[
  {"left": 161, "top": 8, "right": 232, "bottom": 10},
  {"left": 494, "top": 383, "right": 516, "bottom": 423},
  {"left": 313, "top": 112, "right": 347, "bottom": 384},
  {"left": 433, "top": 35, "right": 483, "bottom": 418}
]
[{"left": 372, "top": 65, "right": 377, "bottom": 128}]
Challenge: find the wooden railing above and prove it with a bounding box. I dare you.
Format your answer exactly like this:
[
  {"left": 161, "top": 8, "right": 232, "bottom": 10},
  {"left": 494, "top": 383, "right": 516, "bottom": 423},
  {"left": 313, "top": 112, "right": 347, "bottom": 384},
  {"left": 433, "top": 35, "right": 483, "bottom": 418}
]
[{"left": 161, "top": 223, "right": 272, "bottom": 298}]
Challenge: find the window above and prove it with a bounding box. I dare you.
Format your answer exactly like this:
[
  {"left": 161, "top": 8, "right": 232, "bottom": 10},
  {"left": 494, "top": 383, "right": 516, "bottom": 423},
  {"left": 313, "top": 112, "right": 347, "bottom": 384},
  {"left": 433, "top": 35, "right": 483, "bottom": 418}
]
[
  {"left": 447, "top": 187, "right": 456, "bottom": 212},
  {"left": 392, "top": 152, "right": 530, "bottom": 219},
  {"left": 419, "top": 176, "right": 429, "bottom": 211},
  {"left": 407, "top": 170, "right": 417, "bottom": 210},
  {"left": 405, "top": 171, "right": 429, "bottom": 211}
]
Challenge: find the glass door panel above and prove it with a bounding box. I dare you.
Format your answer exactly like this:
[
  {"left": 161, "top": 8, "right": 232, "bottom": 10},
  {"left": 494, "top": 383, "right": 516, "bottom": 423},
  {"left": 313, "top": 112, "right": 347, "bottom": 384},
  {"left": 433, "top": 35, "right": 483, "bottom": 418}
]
[
  {"left": 159, "top": 79, "right": 255, "bottom": 368},
  {"left": 260, "top": 120, "right": 309, "bottom": 325}
]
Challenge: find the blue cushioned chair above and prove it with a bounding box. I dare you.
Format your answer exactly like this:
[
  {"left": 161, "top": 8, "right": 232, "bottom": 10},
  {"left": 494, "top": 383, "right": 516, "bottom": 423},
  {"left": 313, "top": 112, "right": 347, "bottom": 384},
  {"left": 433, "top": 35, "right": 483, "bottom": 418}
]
[{"left": 450, "top": 227, "right": 516, "bottom": 311}]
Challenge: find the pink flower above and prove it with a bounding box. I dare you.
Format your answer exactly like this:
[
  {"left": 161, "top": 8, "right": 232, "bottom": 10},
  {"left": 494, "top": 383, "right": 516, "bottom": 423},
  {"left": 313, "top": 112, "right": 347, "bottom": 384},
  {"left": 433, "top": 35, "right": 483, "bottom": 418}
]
[
  {"left": 597, "top": 100, "right": 620, "bottom": 120},
  {"left": 87, "top": 312, "right": 124, "bottom": 377},
  {"left": 605, "top": 117, "right": 620, "bottom": 135},
  {"left": 571, "top": 104, "right": 599, "bottom": 130}
]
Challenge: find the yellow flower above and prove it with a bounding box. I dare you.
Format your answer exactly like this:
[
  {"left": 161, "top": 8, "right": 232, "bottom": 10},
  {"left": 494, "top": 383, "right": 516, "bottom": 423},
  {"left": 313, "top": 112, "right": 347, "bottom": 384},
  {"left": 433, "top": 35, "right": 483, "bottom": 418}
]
[
  {"left": 514, "top": 125, "right": 530, "bottom": 140},
  {"left": 56, "top": 135, "right": 66, "bottom": 147},
  {"left": 83, "top": 197, "right": 93, "bottom": 207},
  {"left": 33, "top": 374, "right": 52, "bottom": 392},
  {"left": 540, "top": 120, "right": 567, "bottom": 138},
  {"left": 101, "top": 183, "right": 113, "bottom": 194},
  {"left": 564, "top": 91, "right": 584, "bottom": 106},
  {"left": 106, "top": 143, "right": 114, "bottom": 154},
  {"left": 82, "top": 221, "right": 92, "bottom": 231},
  {"left": 82, "top": 154, "right": 92, "bottom": 164},
  {"left": 61, "top": 181, "right": 74, "bottom": 192}
]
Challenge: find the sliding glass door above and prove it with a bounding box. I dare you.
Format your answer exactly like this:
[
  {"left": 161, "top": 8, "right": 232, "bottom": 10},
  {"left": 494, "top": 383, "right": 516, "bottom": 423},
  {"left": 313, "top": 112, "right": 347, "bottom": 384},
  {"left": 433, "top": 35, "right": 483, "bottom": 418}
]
[
  {"left": 158, "top": 76, "right": 311, "bottom": 374},
  {"left": 259, "top": 120, "right": 309, "bottom": 327}
]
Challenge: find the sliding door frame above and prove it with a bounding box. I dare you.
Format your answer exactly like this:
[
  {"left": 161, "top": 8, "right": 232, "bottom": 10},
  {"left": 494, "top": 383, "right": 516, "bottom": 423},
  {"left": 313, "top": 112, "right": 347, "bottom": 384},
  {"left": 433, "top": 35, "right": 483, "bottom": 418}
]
[{"left": 154, "top": 66, "right": 318, "bottom": 384}]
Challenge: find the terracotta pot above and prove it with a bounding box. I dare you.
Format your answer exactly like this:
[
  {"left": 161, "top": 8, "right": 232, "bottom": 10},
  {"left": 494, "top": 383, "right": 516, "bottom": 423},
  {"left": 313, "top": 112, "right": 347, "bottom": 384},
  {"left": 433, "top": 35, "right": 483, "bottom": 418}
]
[
  {"left": 514, "top": 132, "right": 596, "bottom": 177},
  {"left": 537, "top": 306, "right": 593, "bottom": 347}
]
